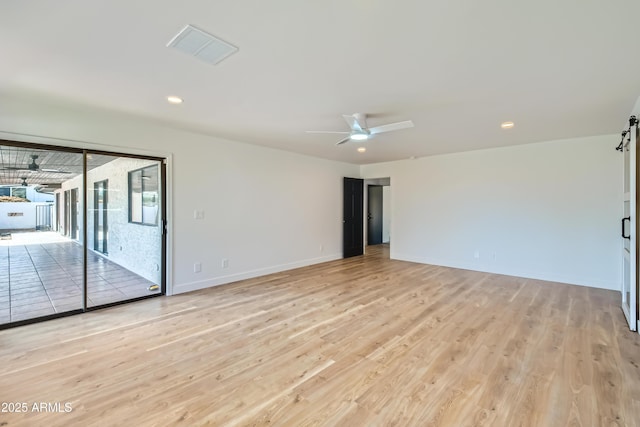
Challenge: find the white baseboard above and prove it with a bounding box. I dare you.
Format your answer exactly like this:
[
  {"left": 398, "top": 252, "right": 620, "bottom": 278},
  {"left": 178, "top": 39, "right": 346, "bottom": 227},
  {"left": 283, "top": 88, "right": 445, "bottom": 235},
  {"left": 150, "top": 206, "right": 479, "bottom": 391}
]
[
  {"left": 392, "top": 252, "right": 617, "bottom": 291},
  {"left": 172, "top": 253, "right": 342, "bottom": 294}
]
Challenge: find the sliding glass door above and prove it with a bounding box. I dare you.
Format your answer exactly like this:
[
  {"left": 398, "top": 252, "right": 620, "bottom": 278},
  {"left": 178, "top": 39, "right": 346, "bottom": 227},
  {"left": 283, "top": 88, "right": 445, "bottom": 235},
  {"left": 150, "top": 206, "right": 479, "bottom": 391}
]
[
  {"left": 0, "top": 145, "right": 84, "bottom": 324},
  {"left": 0, "top": 141, "right": 165, "bottom": 328},
  {"left": 86, "top": 153, "right": 163, "bottom": 307}
]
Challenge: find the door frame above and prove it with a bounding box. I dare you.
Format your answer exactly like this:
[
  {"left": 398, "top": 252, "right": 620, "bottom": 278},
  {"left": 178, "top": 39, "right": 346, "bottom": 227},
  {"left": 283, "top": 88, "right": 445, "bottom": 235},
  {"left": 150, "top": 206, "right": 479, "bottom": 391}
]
[
  {"left": 362, "top": 177, "right": 391, "bottom": 253},
  {"left": 0, "top": 138, "right": 170, "bottom": 329}
]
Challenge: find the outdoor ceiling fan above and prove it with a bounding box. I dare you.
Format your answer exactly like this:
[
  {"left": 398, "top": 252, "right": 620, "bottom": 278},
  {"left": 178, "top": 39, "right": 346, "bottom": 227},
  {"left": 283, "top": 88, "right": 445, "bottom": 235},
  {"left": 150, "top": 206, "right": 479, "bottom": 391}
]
[
  {"left": 306, "top": 113, "right": 414, "bottom": 145},
  {"left": 0, "top": 155, "right": 72, "bottom": 174}
]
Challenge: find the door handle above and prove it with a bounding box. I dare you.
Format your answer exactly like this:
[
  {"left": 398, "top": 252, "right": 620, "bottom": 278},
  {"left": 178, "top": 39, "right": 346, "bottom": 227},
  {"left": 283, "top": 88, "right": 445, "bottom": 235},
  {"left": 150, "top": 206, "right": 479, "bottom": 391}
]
[{"left": 622, "top": 216, "right": 631, "bottom": 239}]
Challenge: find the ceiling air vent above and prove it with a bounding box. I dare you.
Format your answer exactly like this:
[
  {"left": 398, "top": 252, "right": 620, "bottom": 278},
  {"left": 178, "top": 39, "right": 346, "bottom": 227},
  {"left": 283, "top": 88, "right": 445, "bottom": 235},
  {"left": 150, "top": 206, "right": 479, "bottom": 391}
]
[{"left": 167, "top": 25, "right": 238, "bottom": 66}]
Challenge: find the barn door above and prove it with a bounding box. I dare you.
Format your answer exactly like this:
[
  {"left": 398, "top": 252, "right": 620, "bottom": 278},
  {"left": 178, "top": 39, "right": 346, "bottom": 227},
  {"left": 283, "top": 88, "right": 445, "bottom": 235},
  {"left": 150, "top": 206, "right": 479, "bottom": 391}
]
[{"left": 621, "top": 118, "right": 637, "bottom": 331}]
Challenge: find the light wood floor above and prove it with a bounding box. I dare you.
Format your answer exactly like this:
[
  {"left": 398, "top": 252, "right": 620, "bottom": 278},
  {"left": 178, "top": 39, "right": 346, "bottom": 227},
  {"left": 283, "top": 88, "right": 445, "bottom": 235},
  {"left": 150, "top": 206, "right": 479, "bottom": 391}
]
[{"left": 1, "top": 244, "right": 639, "bottom": 426}]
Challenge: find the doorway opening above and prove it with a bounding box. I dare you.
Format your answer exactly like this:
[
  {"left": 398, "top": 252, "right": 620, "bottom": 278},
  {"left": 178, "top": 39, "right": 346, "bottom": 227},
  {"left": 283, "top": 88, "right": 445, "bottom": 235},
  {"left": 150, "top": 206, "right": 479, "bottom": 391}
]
[{"left": 365, "top": 177, "right": 391, "bottom": 259}]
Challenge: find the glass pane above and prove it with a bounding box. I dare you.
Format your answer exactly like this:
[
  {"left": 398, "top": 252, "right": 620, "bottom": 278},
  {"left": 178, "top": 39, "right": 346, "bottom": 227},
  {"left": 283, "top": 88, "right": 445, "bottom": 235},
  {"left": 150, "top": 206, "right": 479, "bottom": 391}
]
[
  {"left": 0, "top": 145, "right": 84, "bottom": 325},
  {"left": 624, "top": 144, "right": 630, "bottom": 194},
  {"left": 130, "top": 170, "right": 142, "bottom": 223},
  {"left": 86, "top": 154, "right": 163, "bottom": 307},
  {"left": 11, "top": 187, "right": 27, "bottom": 199},
  {"left": 142, "top": 166, "right": 158, "bottom": 225}
]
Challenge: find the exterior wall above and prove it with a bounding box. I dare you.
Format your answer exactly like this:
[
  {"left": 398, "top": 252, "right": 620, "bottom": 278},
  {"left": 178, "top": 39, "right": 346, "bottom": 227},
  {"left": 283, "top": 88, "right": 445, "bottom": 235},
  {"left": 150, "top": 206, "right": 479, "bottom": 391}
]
[
  {"left": 57, "top": 157, "right": 162, "bottom": 284},
  {"left": 0, "top": 202, "right": 52, "bottom": 230}
]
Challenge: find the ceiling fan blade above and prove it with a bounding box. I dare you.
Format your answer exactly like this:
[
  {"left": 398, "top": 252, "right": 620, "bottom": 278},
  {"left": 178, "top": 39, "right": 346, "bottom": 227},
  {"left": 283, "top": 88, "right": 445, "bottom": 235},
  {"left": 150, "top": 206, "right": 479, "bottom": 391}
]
[
  {"left": 38, "top": 183, "right": 63, "bottom": 189},
  {"left": 342, "top": 114, "right": 363, "bottom": 132},
  {"left": 369, "top": 120, "right": 414, "bottom": 135},
  {"left": 335, "top": 136, "right": 351, "bottom": 146},
  {"left": 40, "top": 169, "right": 73, "bottom": 174},
  {"left": 0, "top": 166, "right": 27, "bottom": 171},
  {"left": 353, "top": 113, "right": 368, "bottom": 130},
  {"left": 305, "top": 130, "right": 350, "bottom": 134}
]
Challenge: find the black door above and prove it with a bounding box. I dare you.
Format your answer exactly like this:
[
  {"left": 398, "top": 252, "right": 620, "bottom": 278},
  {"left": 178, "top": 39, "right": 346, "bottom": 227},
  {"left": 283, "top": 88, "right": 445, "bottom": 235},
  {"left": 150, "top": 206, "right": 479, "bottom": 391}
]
[
  {"left": 343, "top": 177, "right": 364, "bottom": 258},
  {"left": 367, "top": 185, "right": 383, "bottom": 245}
]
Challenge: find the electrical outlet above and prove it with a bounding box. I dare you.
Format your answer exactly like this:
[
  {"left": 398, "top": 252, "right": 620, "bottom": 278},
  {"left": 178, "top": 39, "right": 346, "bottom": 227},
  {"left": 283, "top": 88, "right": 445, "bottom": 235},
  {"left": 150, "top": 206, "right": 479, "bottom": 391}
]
[
  {"left": 194, "top": 210, "right": 205, "bottom": 220},
  {"left": 319, "top": 244, "right": 323, "bottom": 253},
  {"left": 473, "top": 250, "right": 480, "bottom": 259},
  {"left": 193, "top": 263, "right": 201, "bottom": 273},
  {"left": 222, "top": 259, "right": 229, "bottom": 269}
]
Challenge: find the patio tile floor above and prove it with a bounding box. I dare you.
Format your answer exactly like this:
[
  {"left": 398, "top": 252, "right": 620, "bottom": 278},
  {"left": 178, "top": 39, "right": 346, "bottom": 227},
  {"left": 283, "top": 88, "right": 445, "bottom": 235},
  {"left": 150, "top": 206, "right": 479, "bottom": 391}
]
[{"left": 1, "top": 239, "right": 160, "bottom": 325}]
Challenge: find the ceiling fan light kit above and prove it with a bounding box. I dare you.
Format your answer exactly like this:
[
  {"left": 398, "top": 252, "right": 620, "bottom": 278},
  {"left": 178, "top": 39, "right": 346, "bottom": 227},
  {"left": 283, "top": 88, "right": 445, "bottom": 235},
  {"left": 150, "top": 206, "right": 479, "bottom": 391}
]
[{"left": 306, "top": 113, "right": 414, "bottom": 146}]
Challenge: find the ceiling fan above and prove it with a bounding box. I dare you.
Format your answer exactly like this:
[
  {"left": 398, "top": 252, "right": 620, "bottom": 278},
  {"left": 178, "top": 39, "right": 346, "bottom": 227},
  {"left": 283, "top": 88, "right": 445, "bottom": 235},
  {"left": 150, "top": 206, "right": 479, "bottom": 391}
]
[
  {"left": 1, "top": 155, "right": 72, "bottom": 174},
  {"left": 306, "top": 113, "right": 414, "bottom": 145}
]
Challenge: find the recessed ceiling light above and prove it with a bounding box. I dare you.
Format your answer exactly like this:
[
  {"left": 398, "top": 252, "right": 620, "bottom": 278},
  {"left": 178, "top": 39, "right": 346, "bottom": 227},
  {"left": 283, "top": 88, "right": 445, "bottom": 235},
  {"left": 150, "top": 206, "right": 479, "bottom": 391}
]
[
  {"left": 350, "top": 133, "right": 368, "bottom": 141},
  {"left": 167, "top": 96, "right": 184, "bottom": 104},
  {"left": 357, "top": 147, "right": 366, "bottom": 153},
  {"left": 501, "top": 121, "right": 514, "bottom": 129}
]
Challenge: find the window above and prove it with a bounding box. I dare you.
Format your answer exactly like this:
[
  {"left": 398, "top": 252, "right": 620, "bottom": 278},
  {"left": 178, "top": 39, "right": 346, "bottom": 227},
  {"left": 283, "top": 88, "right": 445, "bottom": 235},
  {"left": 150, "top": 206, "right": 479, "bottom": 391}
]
[
  {"left": 0, "top": 187, "right": 29, "bottom": 200},
  {"left": 11, "top": 187, "right": 27, "bottom": 199},
  {"left": 129, "top": 165, "right": 159, "bottom": 225}
]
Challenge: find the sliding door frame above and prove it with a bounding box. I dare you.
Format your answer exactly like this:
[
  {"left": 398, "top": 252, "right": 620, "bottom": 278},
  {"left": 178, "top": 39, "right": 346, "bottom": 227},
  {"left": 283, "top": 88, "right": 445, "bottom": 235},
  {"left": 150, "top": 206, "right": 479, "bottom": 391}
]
[{"left": 0, "top": 139, "right": 168, "bottom": 329}]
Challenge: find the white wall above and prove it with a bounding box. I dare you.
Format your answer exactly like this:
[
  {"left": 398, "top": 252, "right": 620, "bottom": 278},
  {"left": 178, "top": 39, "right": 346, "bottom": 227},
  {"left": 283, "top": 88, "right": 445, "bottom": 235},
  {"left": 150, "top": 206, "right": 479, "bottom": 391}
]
[
  {"left": 362, "top": 135, "right": 621, "bottom": 290},
  {"left": 0, "top": 202, "right": 35, "bottom": 230},
  {"left": 0, "top": 91, "right": 359, "bottom": 294},
  {"left": 0, "top": 202, "right": 51, "bottom": 230},
  {"left": 0, "top": 91, "right": 622, "bottom": 293}
]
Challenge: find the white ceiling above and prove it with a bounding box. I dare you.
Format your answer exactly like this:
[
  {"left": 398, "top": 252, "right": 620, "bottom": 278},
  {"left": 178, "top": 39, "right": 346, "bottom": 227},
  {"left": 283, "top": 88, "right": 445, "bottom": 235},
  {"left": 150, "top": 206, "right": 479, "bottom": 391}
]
[{"left": 1, "top": 1, "right": 639, "bottom": 165}]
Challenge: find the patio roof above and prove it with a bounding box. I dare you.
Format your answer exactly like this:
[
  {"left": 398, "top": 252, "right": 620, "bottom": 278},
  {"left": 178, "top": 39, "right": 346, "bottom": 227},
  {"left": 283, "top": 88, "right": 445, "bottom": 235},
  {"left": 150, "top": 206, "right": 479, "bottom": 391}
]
[{"left": 0, "top": 145, "right": 115, "bottom": 187}]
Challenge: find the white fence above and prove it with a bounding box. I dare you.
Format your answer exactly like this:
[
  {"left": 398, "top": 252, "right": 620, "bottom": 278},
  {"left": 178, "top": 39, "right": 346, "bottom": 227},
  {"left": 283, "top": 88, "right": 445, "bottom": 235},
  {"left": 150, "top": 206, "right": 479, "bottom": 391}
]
[{"left": 0, "top": 202, "right": 53, "bottom": 231}]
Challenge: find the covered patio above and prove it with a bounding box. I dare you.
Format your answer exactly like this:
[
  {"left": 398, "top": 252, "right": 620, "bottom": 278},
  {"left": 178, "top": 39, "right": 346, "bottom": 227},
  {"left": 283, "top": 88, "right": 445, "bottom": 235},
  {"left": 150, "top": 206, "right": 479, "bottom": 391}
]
[{"left": 0, "top": 232, "right": 160, "bottom": 325}]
